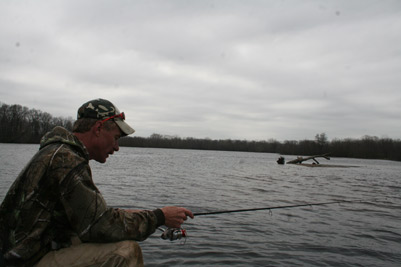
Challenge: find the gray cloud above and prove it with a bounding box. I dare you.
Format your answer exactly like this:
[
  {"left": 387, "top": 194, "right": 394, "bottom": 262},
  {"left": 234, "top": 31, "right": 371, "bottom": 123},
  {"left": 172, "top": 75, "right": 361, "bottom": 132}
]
[{"left": 1, "top": 0, "right": 400, "bottom": 141}]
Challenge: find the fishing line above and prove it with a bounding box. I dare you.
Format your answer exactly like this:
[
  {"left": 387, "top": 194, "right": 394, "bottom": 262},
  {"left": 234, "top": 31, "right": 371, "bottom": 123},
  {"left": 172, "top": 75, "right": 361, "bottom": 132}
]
[{"left": 193, "top": 198, "right": 382, "bottom": 216}]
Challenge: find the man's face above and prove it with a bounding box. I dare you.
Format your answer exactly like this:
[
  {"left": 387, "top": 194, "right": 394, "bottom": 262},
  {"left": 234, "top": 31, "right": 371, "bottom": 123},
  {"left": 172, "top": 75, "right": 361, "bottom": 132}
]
[{"left": 91, "top": 122, "right": 122, "bottom": 163}]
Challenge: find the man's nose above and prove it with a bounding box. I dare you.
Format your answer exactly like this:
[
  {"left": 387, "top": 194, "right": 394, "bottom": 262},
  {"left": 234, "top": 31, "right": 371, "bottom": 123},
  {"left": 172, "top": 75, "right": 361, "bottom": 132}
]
[{"left": 114, "top": 141, "right": 119, "bottom": 151}]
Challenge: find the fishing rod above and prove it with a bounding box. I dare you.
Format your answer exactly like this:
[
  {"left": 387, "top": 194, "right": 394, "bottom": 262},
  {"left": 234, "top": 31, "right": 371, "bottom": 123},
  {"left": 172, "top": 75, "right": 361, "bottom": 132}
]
[
  {"left": 159, "top": 198, "right": 384, "bottom": 241},
  {"left": 193, "top": 198, "right": 379, "bottom": 216}
]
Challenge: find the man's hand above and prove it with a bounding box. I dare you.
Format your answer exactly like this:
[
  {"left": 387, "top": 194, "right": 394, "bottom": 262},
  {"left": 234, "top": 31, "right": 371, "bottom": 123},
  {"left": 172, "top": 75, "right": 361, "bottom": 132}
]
[{"left": 161, "top": 206, "right": 194, "bottom": 228}]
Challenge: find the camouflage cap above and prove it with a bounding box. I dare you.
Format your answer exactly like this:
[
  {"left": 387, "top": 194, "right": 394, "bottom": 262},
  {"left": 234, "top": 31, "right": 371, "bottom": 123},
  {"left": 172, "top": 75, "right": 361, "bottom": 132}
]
[{"left": 77, "top": 98, "right": 135, "bottom": 135}]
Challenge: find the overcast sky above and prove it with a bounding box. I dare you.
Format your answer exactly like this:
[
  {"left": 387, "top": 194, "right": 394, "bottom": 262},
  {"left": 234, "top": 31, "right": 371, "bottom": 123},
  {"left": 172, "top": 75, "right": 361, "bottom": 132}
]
[{"left": 1, "top": 0, "right": 400, "bottom": 141}]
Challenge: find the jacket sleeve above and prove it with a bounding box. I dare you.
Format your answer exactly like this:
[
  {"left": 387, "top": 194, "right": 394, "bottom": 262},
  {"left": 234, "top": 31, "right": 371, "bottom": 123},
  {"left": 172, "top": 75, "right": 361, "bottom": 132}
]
[{"left": 56, "top": 160, "right": 164, "bottom": 242}]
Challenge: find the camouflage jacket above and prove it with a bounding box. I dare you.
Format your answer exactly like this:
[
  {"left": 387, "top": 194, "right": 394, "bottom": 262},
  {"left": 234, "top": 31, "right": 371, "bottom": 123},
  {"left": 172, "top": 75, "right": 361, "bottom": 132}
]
[{"left": 0, "top": 126, "right": 164, "bottom": 266}]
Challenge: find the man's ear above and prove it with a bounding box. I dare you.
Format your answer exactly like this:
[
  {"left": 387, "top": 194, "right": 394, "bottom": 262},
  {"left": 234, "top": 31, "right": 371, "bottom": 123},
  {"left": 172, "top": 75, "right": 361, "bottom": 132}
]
[{"left": 92, "top": 121, "right": 103, "bottom": 137}]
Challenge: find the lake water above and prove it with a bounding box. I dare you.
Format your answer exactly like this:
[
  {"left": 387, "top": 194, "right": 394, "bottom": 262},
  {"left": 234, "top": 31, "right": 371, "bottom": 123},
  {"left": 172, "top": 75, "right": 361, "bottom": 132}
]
[{"left": 1, "top": 143, "right": 400, "bottom": 266}]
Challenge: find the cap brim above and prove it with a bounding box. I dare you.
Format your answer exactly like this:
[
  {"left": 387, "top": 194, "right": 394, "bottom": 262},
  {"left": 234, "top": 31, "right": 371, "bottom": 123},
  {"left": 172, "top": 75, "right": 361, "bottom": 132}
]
[{"left": 115, "top": 119, "right": 135, "bottom": 135}]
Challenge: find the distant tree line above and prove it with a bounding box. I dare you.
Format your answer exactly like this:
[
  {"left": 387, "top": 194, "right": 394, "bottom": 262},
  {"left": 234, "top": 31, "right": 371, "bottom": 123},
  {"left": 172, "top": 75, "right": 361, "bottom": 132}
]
[
  {"left": 1, "top": 103, "right": 400, "bottom": 161},
  {"left": 0, "top": 103, "right": 73, "bottom": 143},
  {"left": 119, "top": 133, "right": 401, "bottom": 161}
]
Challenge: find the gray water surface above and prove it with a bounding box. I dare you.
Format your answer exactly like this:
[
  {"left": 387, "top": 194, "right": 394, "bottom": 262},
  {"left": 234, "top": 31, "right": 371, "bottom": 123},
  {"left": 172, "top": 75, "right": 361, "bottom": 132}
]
[{"left": 1, "top": 144, "right": 400, "bottom": 266}]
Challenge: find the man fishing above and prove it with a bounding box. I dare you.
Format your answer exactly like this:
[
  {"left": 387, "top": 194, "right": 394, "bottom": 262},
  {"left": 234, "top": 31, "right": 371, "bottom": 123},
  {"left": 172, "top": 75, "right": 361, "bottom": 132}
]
[{"left": 0, "top": 98, "right": 194, "bottom": 266}]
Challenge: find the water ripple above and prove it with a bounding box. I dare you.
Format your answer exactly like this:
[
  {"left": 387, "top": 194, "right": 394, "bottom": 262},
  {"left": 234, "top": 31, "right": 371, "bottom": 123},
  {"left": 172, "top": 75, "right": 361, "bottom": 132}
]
[{"left": 1, "top": 145, "right": 401, "bottom": 266}]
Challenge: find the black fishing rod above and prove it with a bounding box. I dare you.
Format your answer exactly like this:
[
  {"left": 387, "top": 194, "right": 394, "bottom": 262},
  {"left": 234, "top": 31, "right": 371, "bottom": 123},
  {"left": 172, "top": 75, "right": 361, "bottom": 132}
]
[
  {"left": 193, "top": 198, "right": 378, "bottom": 216},
  {"left": 158, "top": 198, "right": 384, "bottom": 241}
]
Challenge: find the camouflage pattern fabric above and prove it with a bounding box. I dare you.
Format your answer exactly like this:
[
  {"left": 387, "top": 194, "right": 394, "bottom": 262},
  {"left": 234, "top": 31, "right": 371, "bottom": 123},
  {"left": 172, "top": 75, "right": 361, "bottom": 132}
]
[
  {"left": 77, "top": 98, "right": 121, "bottom": 120},
  {"left": 0, "top": 126, "right": 163, "bottom": 266},
  {"left": 77, "top": 98, "right": 135, "bottom": 135}
]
